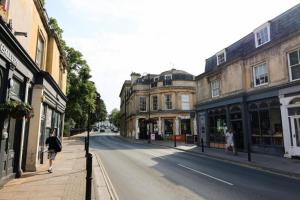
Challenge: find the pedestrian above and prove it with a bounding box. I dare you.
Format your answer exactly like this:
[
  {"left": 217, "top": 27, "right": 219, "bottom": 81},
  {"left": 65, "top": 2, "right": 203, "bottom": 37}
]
[
  {"left": 45, "top": 129, "right": 62, "bottom": 173},
  {"left": 225, "top": 128, "right": 236, "bottom": 154}
]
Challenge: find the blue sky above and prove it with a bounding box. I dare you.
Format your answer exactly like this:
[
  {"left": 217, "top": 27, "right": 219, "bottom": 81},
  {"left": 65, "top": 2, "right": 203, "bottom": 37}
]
[{"left": 45, "top": 0, "right": 300, "bottom": 113}]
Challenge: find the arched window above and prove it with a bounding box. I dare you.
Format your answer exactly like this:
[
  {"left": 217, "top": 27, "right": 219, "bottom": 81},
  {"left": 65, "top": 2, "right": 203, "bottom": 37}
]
[{"left": 290, "top": 97, "right": 300, "bottom": 105}]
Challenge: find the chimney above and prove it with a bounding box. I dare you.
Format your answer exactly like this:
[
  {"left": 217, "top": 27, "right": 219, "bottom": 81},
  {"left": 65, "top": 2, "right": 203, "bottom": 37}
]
[{"left": 130, "top": 72, "right": 141, "bottom": 84}]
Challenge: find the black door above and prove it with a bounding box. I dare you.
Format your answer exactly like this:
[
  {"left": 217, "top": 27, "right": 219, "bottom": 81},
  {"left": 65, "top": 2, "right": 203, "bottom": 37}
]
[
  {"left": 139, "top": 119, "right": 148, "bottom": 139},
  {"left": 231, "top": 120, "right": 244, "bottom": 150}
]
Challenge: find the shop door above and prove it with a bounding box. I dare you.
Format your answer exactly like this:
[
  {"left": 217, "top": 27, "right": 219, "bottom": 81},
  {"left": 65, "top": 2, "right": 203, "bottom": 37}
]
[
  {"left": 290, "top": 117, "right": 300, "bottom": 155},
  {"left": 231, "top": 120, "right": 244, "bottom": 150}
]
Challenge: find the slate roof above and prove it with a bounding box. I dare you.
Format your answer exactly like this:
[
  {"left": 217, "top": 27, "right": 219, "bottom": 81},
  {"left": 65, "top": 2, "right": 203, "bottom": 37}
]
[{"left": 204, "top": 3, "right": 300, "bottom": 73}]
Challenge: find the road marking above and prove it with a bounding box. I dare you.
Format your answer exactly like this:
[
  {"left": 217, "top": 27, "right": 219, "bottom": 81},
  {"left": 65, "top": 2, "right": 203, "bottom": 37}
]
[
  {"left": 147, "top": 152, "right": 166, "bottom": 159},
  {"left": 177, "top": 164, "right": 234, "bottom": 186}
]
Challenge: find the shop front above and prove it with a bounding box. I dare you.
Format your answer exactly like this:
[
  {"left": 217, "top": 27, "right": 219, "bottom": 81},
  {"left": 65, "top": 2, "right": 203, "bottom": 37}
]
[
  {"left": 280, "top": 85, "right": 300, "bottom": 158},
  {"left": 0, "top": 23, "right": 38, "bottom": 184}
]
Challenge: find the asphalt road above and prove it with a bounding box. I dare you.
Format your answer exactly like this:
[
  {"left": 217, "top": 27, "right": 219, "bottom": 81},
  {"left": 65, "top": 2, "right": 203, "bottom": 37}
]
[{"left": 90, "top": 132, "right": 300, "bottom": 200}]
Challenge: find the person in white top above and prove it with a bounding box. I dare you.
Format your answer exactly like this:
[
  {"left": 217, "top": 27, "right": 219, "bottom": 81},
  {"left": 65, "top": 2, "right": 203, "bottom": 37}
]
[{"left": 225, "top": 128, "right": 236, "bottom": 154}]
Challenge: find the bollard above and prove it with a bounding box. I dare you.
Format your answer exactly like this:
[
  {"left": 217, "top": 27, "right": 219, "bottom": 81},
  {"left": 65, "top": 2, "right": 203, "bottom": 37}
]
[
  {"left": 174, "top": 135, "right": 177, "bottom": 147},
  {"left": 247, "top": 143, "right": 251, "bottom": 162},
  {"left": 201, "top": 138, "right": 204, "bottom": 152},
  {"left": 86, "top": 153, "right": 93, "bottom": 200}
]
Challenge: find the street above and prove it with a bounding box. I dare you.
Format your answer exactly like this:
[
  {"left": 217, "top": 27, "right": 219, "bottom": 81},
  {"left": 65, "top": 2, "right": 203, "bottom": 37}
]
[{"left": 90, "top": 132, "right": 300, "bottom": 200}]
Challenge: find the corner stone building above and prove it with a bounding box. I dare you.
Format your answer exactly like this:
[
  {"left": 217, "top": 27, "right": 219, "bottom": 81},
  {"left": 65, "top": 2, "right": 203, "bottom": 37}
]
[{"left": 120, "top": 69, "right": 197, "bottom": 142}]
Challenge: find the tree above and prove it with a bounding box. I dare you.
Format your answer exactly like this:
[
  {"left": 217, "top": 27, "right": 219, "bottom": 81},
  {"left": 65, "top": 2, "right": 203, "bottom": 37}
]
[
  {"left": 109, "top": 109, "right": 121, "bottom": 128},
  {"left": 40, "top": 0, "right": 45, "bottom": 7},
  {"left": 48, "top": 17, "right": 107, "bottom": 130}
]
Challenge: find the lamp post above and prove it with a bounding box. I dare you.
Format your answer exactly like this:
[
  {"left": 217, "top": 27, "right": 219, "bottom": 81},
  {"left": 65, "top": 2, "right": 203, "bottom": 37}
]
[{"left": 147, "top": 73, "right": 151, "bottom": 144}]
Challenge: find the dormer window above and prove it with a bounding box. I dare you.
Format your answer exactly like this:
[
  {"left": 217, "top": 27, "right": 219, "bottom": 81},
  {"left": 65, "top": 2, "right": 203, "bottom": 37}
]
[
  {"left": 163, "top": 74, "right": 172, "bottom": 86},
  {"left": 216, "top": 49, "right": 226, "bottom": 66},
  {"left": 254, "top": 22, "right": 270, "bottom": 48}
]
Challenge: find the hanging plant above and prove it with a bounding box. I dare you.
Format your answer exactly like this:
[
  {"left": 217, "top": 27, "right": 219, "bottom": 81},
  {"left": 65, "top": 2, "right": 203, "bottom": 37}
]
[
  {"left": 0, "top": 101, "right": 34, "bottom": 120},
  {"left": 0, "top": 101, "right": 15, "bottom": 119}
]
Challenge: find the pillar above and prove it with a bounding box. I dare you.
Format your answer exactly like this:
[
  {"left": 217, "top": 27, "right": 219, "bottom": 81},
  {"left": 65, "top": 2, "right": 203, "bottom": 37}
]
[
  {"left": 25, "top": 85, "right": 43, "bottom": 171},
  {"left": 135, "top": 118, "right": 139, "bottom": 139},
  {"left": 175, "top": 117, "right": 179, "bottom": 135},
  {"left": 158, "top": 117, "right": 162, "bottom": 135}
]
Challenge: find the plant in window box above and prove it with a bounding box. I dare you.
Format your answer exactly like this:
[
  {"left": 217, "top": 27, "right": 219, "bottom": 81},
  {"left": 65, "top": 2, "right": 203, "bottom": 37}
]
[
  {"left": 10, "top": 101, "right": 34, "bottom": 120},
  {"left": 0, "top": 101, "right": 15, "bottom": 119}
]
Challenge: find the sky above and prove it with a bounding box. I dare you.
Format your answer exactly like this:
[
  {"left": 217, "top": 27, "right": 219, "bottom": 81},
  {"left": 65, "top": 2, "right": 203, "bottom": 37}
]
[{"left": 45, "top": 0, "right": 300, "bottom": 113}]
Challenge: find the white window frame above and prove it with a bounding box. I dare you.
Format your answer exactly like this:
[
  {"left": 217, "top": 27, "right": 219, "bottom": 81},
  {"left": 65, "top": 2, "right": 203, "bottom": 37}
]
[
  {"left": 254, "top": 22, "right": 271, "bottom": 48},
  {"left": 139, "top": 96, "right": 147, "bottom": 112},
  {"left": 288, "top": 48, "right": 300, "bottom": 82},
  {"left": 253, "top": 62, "right": 268, "bottom": 87},
  {"left": 211, "top": 80, "right": 220, "bottom": 98},
  {"left": 35, "top": 33, "right": 45, "bottom": 68},
  {"left": 165, "top": 74, "right": 172, "bottom": 80},
  {"left": 165, "top": 94, "right": 173, "bottom": 110},
  {"left": 181, "top": 95, "right": 190, "bottom": 110},
  {"left": 216, "top": 49, "right": 226, "bottom": 66}
]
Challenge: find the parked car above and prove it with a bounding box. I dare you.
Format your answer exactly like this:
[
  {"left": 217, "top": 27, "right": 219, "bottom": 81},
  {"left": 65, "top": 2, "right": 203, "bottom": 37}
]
[
  {"left": 100, "top": 128, "right": 105, "bottom": 132},
  {"left": 112, "top": 127, "right": 119, "bottom": 133}
]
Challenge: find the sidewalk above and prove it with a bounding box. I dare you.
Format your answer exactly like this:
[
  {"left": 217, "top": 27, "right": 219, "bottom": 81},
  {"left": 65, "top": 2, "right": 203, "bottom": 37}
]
[
  {"left": 0, "top": 134, "right": 109, "bottom": 200},
  {"left": 151, "top": 140, "right": 300, "bottom": 179}
]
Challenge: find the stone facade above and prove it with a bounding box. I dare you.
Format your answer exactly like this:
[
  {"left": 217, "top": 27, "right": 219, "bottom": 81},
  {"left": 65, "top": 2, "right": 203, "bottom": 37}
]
[
  {"left": 120, "top": 69, "right": 197, "bottom": 142},
  {"left": 0, "top": 0, "right": 67, "bottom": 185},
  {"left": 196, "top": 4, "right": 300, "bottom": 157}
]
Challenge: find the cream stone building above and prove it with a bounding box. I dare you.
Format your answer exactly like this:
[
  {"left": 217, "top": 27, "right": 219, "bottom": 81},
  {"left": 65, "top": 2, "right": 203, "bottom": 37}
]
[
  {"left": 196, "top": 4, "right": 300, "bottom": 158},
  {"left": 0, "top": 0, "right": 67, "bottom": 184},
  {"left": 120, "top": 69, "right": 197, "bottom": 142}
]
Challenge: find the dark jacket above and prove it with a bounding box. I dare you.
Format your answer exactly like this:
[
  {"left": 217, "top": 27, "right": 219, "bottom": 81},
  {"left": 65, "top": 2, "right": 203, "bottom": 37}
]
[{"left": 46, "top": 136, "right": 61, "bottom": 152}]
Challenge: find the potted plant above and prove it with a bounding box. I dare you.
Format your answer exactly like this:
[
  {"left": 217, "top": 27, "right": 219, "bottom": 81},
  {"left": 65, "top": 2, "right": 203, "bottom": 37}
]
[{"left": 0, "top": 101, "right": 15, "bottom": 119}]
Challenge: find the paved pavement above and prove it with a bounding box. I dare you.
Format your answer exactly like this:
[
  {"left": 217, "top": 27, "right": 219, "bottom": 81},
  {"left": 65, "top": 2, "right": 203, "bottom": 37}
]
[
  {"left": 0, "top": 133, "right": 112, "bottom": 200},
  {"left": 149, "top": 140, "right": 300, "bottom": 178},
  {"left": 91, "top": 134, "right": 300, "bottom": 200}
]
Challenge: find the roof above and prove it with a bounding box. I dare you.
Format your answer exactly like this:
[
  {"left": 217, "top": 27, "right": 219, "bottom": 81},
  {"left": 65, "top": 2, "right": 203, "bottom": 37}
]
[{"left": 204, "top": 3, "right": 300, "bottom": 73}]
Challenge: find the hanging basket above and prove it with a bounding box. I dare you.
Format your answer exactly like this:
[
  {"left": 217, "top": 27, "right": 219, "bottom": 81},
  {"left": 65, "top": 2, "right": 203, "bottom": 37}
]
[{"left": 0, "top": 101, "right": 34, "bottom": 120}]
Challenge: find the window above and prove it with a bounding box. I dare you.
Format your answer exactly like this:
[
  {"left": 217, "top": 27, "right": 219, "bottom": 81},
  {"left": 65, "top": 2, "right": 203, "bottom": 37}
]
[
  {"left": 181, "top": 95, "right": 190, "bottom": 110},
  {"left": 152, "top": 96, "right": 158, "bottom": 111},
  {"left": 139, "top": 96, "right": 146, "bottom": 112},
  {"left": 163, "top": 75, "right": 172, "bottom": 86},
  {"left": 211, "top": 80, "right": 220, "bottom": 98},
  {"left": 165, "top": 94, "right": 172, "bottom": 110},
  {"left": 254, "top": 23, "right": 270, "bottom": 47},
  {"left": 216, "top": 50, "right": 226, "bottom": 65},
  {"left": 35, "top": 34, "right": 45, "bottom": 68},
  {"left": 288, "top": 49, "right": 300, "bottom": 81},
  {"left": 151, "top": 77, "right": 159, "bottom": 88},
  {"left": 253, "top": 63, "right": 268, "bottom": 87}
]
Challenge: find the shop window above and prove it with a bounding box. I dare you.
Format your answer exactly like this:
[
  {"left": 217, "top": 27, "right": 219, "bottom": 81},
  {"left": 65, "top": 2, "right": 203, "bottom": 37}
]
[
  {"left": 250, "top": 100, "right": 282, "bottom": 146},
  {"left": 11, "top": 78, "right": 22, "bottom": 99},
  {"left": 139, "top": 96, "right": 146, "bottom": 112},
  {"left": 288, "top": 48, "right": 300, "bottom": 81}
]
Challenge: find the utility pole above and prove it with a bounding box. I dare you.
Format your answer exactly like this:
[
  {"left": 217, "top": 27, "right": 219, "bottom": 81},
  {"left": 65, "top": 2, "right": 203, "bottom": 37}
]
[{"left": 85, "top": 106, "right": 92, "bottom": 200}]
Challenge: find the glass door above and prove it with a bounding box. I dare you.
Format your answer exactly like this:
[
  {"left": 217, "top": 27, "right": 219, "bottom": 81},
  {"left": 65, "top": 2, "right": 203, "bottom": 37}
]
[{"left": 290, "top": 116, "right": 300, "bottom": 155}]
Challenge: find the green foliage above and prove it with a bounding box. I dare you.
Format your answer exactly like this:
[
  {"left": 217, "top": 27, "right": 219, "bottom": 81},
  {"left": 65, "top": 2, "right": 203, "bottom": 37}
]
[
  {"left": 40, "top": 0, "right": 46, "bottom": 7},
  {"left": 0, "top": 101, "right": 34, "bottom": 119},
  {"left": 48, "top": 17, "right": 107, "bottom": 128},
  {"left": 109, "top": 109, "right": 121, "bottom": 128}
]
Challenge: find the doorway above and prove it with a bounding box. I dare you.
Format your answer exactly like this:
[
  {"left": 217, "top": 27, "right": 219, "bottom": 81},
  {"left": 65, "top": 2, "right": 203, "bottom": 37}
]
[
  {"left": 230, "top": 120, "right": 244, "bottom": 150},
  {"left": 290, "top": 116, "right": 300, "bottom": 156}
]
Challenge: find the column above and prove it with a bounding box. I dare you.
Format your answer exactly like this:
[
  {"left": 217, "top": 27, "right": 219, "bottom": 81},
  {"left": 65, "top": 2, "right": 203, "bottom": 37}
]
[
  {"left": 158, "top": 117, "right": 162, "bottom": 135},
  {"left": 135, "top": 118, "right": 139, "bottom": 140},
  {"left": 17, "top": 77, "right": 30, "bottom": 176},
  {"left": 175, "top": 117, "right": 179, "bottom": 135},
  {"left": 193, "top": 117, "right": 197, "bottom": 136},
  {"left": 280, "top": 95, "right": 292, "bottom": 158},
  {"left": 25, "top": 85, "right": 44, "bottom": 171}
]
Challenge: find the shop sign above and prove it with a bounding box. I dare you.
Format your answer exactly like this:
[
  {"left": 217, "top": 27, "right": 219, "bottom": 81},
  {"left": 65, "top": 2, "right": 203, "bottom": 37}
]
[{"left": 0, "top": 41, "right": 18, "bottom": 66}]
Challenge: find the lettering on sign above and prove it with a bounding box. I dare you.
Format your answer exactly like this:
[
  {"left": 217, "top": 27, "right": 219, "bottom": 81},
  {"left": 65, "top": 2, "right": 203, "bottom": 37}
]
[{"left": 0, "top": 41, "right": 18, "bottom": 66}]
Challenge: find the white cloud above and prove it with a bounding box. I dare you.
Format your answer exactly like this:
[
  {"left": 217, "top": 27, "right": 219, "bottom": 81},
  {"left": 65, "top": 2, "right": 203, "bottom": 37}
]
[{"left": 54, "top": 0, "right": 300, "bottom": 112}]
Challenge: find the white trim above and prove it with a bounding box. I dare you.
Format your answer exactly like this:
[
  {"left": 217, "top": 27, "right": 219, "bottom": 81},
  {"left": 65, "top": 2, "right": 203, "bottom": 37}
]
[
  {"left": 164, "top": 74, "right": 172, "bottom": 80},
  {"left": 211, "top": 79, "right": 220, "bottom": 98},
  {"left": 216, "top": 49, "right": 226, "bottom": 66},
  {"left": 254, "top": 22, "right": 271, "bottom": 48},
  {"left": 287, "top": 48, "right": 300, "bottom": 82},
  {"left": 252, "top": 62, "right": 269, "bottom": 87}
]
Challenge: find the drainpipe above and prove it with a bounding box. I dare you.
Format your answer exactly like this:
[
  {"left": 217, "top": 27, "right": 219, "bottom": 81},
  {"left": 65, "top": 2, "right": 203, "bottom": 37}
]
[{"left": 17, "top": 78, "right": 30, "bottom": 178}]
